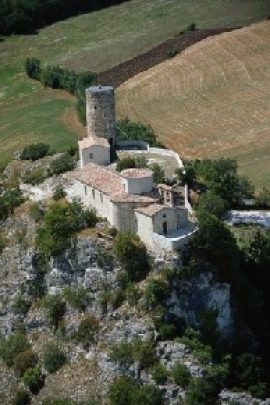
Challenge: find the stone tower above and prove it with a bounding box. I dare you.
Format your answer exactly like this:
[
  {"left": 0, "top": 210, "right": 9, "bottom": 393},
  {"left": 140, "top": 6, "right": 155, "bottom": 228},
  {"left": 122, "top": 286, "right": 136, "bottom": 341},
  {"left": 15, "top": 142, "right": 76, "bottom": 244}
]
[{"left": 85, "top": 85, "right": 117, "bottom": 146}]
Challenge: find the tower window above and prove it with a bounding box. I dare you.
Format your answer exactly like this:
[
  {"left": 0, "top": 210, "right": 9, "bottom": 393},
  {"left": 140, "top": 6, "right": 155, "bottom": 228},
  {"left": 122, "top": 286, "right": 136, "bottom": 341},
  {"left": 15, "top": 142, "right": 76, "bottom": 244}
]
[
  {"left": 84, "top": 186, "right": 87, "bottom": 195},
  {"left": 89, "top": 153, "right": 93, "bottom": 159},
  {"left": 92, "top": 189, "right": 95, "bottom": 199}
]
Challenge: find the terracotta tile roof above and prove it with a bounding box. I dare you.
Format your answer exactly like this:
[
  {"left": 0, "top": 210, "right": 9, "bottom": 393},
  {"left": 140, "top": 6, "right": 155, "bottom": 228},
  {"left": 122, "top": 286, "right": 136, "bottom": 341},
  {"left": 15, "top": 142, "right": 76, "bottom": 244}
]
[
  {"left": 135, "top": 203, "right": 168, "bottom": 217},
  {"left": 121, "top": 168, "right": 153, "bottom": 178},
  {"left": 157, "top": 183, "right": 174, "bottom": 191},
  {"left": 79, "top": 136, "right": 109, "bottom": 148},
  {"left": 111, "top": 194, "right": 157, "bottom": 203},
  {"left": 73, "top": 163, "right": 123, "bottom": 196}
]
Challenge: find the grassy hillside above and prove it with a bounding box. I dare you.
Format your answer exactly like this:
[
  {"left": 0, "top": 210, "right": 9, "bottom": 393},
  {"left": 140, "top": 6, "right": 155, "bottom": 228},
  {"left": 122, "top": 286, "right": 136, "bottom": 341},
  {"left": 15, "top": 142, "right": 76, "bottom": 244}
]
[
  {"left": 116, "top": 21, "right": 270, "bottom": 190},
  {"left": 0, "top": 0, "right": 269, "bottom": 163}
]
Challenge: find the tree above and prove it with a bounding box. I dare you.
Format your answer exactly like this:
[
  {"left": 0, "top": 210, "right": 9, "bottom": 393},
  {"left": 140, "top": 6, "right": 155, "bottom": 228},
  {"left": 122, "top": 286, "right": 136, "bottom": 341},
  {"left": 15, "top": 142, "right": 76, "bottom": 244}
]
[
  {"left": 44, "top": 295, "right": 66, "bottom": 331},
  {"left": 43, "top": 342, "right": 66, "bottom": 373},
  {"left": 73, "top": 314, "right": 100, "bottom": 349},
  {"left": 114, "top": 232, "right": 149, "bottom": 282},
  {"left": 116, "top": 157, "right": 136, "bottom": 172},
  {"left": 0, "top": 333, "right": 30, "bottom": 367},
  {"left": 191, "top": 211, "right": 239, "bottom": 278},
  {"left": 197, "top": 191, "right": 225, "bottom": 219},
  {"left": 14, "top": 349, "right": 38, "bottom": 377},
  {"left": 22, "top": 366, "right": 44, "bottom": 394},
  {"left": 171, "top": 362, "right": 191, "bottom": 388},
  {"left": 149, "top": 163, "right": 165, "bottom": 184}
]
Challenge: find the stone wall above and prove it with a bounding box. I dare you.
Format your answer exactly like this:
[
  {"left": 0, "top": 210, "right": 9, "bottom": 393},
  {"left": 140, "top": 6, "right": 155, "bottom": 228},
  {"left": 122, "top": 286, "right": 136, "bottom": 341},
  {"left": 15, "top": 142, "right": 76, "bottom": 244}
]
[{"left": 86, "top": 86, "right": 117, "bottom": 145}]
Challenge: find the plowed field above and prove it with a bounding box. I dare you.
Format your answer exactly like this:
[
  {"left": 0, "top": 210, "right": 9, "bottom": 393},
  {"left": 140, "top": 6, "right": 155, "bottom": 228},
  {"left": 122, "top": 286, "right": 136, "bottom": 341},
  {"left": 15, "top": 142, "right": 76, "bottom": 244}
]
[{"left": 116, "top": 22, "right": 270, "bottom": 189}]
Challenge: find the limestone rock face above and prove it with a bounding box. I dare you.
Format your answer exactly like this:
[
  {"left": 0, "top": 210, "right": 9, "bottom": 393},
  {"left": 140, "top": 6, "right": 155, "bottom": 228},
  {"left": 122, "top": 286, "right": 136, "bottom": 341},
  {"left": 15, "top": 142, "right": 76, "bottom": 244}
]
[
  {"left": 167, "top": 271, "right": 234, "bottom": 339},
  {"left": 219, "top": 389, "right": 270, "bottom": 405}
]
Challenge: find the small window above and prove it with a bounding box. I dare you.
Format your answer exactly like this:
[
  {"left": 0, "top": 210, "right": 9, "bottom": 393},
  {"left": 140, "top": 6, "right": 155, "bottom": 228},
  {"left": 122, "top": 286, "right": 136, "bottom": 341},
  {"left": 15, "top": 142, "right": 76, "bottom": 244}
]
[
  {"left": 104, "top": 112, "right": 107, "bottom": 118},
  {"left": 92, "top": 189, "right": 95, "bottom": 199},
  {"left": 89, "top": 153, "right": 93, "bottom": 160},
  {"left": 100, "top": 193, "right": 103, "bottom": 203},
  {"left": 84, "top": 186, "right": 87, "bottom": 195},
  {"left": 163, "top": 213, "right": 166, "bottom": 218}
]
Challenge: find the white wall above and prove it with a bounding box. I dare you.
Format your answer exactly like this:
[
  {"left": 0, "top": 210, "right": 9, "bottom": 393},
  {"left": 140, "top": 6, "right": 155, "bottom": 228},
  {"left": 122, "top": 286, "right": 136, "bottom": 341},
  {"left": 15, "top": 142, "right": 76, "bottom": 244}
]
[
  {"left": 72, "top": 180, "right": 113, "bottom": 223},
  {"left": 135, "top": 211, "right": 154, "bottom": 247},
  {"left": 80, "top": 145, "right": 110, "bottom": 168},
  {"left": 122, "top": 176, "right": 153, "bottom": 195}
]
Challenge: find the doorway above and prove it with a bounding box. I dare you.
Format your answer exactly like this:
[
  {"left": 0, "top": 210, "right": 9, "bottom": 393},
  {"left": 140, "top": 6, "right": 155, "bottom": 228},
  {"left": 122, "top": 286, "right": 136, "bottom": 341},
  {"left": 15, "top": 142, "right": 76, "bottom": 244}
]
[{"left": 163, "top": 221, "right": 168, "bottom": 235}]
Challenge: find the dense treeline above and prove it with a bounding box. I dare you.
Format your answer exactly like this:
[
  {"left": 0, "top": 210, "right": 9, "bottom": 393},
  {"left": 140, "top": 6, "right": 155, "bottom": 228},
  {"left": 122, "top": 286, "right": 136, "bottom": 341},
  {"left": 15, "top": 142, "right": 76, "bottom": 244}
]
[
  {"left": 25, "top": 57, "right": 96, "bottom": 124},
  {"left": 0, "top": 0, "right": 130, "bottom": 35}
]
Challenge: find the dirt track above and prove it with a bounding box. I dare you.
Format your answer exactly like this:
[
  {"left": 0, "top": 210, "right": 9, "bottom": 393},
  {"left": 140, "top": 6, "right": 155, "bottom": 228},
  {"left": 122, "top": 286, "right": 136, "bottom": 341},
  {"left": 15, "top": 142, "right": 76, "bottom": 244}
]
[{"left": 97, "top": 28, "right": 234, "bottom": 88}]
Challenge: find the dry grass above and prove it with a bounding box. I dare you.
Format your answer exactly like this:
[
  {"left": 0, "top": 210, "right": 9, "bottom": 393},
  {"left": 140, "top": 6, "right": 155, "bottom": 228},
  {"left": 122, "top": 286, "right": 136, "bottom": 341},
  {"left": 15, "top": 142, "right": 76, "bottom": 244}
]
[{"left": 116, "top": 21, "right": 270, "bottom": 190}]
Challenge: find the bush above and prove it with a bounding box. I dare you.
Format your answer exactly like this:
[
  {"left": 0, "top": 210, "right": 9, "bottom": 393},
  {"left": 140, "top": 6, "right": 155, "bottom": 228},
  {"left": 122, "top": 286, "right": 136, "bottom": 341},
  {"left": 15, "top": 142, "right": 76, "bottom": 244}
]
[
  {"left": 11, "top": 294, "right": 31, "bottom": 316},
  {"left": 114, "top": 232, "right": 149, "bottom": 282},
  {"left": 149, "top": 163, "right": 165, "bottom": 184},
  {"left": 109, "top": 376, "right": 136, "bottom": 405},
  {"left": 116, "top": 157, "right": 136, "bottom": 172},
  {"left": 132, "top": 339, "right": 157, "bottom": 370},
  {"left": 150, "top": 362, "right": 169, "bottom": 384},
  {"left": 73, "top": 314, "right": 99, "bottom": 349},
  {"left": 144, "top": 279, "right": 168, "bottom": 309},
  {"left": 52, "top": 185, "right": 66, "bottom": 201},
  {"left": 171, "top": 362, "right": 191, "bottom": 388},
  {"left": 0, "top": 188, "right": 24, "bottom": 220},
  {"left": 49, "top": 153, "right": 75, "bottom": 175},
  {"left": 23, "top": 366, "right": 44, "bottom": 394},
  {"left": 63, "top": 286, "right": 90, "bottom": 311},
  {"left": 167, "top": 48, "right": 178, "bottom": 58},
  {"left": 0, "top": 333, "right": 30, "bottom": 367},
  {"left": 133, "top": 384, "right": 164, "bottom": 405},
  {"left": 20, "top": 143, "right": 50, "bottom": 161},
  {"left": 12, "top": 390, "right": 31, "bottom": 405},
  {"left": 116, "top": 118, "right": 163, "bottom": 147},
  {"left": 22, "top": 168, "right": 48, "bottom": 185},
  {"left": 43, "top": 342, "right": 66, "bottom": 373},
  {"left": 44, "top": 295, "right": 66, "bottom": 331},
  {"left": 110, "top": 342, "right": 133, "bottom": 367},
  {"left": 14, "top": 349, "right": 38, "bottom": 377}
]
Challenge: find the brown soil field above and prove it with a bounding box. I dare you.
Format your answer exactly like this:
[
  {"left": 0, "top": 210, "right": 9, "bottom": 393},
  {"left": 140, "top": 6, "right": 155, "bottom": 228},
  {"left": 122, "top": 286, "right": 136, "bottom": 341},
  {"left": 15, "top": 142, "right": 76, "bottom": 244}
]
[{"left": 115, "top": 21, "right": 270, "bottom": 190}]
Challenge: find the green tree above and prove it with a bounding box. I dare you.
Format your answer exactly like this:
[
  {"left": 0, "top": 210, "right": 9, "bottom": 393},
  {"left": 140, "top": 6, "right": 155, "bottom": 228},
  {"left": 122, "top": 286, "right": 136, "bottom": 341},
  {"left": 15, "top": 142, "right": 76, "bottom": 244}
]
[
  {"left": 149, "top": 163, "right": 165, "bottom": 184},
  {"left": 116, "top": 157, "right": 136, "bottom": 172},
  {"left": 43, "top": 342, "right": 66, "bottom": 373},
  {"left": 109, "top": 376, "right": 136, "bottom": 405},
  {"left": 44, "top": 295, "right": 66, "bottom": 331},
  {"left": 73, "top": 314, "right": 100, "bottom": 349},
  {"left": 14, "top": 349, "right": 38, "bottom": 377},
  {"left": 191, "top": 211, "right": 239, "bottom": 277},
  {"left": 171, "top": 362, "right": 191, "bottom": 388},
  {"left": 114, "top": 232, "right": 149, "bottom": 282},
  {"left": 197, "top": 191, "right": 225, "bottom": 219},
  {"left": 23, "top": 366, "right": 44, "bottom": 394},
  {"left": 0, "top": 333, "right": 30, "bottom": 367}
]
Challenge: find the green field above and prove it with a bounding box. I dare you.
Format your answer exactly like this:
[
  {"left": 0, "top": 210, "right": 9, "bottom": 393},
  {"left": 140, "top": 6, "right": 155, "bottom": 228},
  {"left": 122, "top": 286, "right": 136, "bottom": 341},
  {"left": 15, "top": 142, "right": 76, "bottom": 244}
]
[{"left": 0, "top": 0, "right": 269, "bottom": 163}]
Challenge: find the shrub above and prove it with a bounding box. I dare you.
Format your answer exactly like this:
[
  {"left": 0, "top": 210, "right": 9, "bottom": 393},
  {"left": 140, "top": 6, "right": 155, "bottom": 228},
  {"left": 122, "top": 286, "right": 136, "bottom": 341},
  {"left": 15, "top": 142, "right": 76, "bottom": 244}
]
[
  {"left": 12, "top": 390, "right": 31, "bottom": 405},
  {"left": 144, "top": 279, "right": 168, "bottom": 309},
  {"left": 49, "top": 153, "right": 75, "bottom": 175},
  {"left": 114, "top": 232, "right": 149, "bottom": 282},
  {"left": 0, "top": 188, "right": 24, "bottom": 220},
  {"left": 28, "top": 202, "right": 44, "bottom": 222},
  {"left": 116, "top": 157, "right": 136, "bottom": 172},
  {"left": 171, "top": 362, "right": 191, "bottom": 388},
  {"left": 109, "top": 376, "right": 136, "bottom": 405},
  {"left": 14, "top": 349, "right": 38, "bottom": 377},
  {"left": 22, "top": 168, "right": 48, "bottom": 185},
  {"left": 126, "top": 283, "right": 140, "bottom": 307},
  {"left": 150, "top": 362, "right": 169, "bottom": 384},
  {"left": 167, "top": 48, "right": 178, "bottom": 58},
  {"left": 43, "top": 342, "right": 66, "bottom": 373},
  {"left": 149, "top": 163, "right": 165, "bottom": 184},
  {"left": 20, "top": 143, "right": 50, "bottom": 161},
  {"left": 109, "top": 288, "right": 126, "bottom": 309},
  {"left": 74, "top": 314, "right": 99, "bottom": 349},
  {"left": 132, "top": 339, "right": 157, "bottom": 370},
  {"left": 11, "top": 294, "right": 31, "bottom": 316},
  {"left": 52, "top": 185, "right": 66, "bottom": 201},
  {"left": 110, "top": 342, "right": 133, "bottom": 366},
  {"left": 44, "top": 295, "right": 66, "bottom": 331},
  {"left": 134, "top": 384, "right": 164, "bottom": 405},
  {"left": 0, "top": 333, "right": 30, "bottom": 367},
  {"left": 23, "top": 366, "right": 44, "bottom": 394},
  {"left": 63, "top": 286, "right": 90, "bottom": 311},
  {"left": 25, "top": 57, "right": 41, "bottom": 80}
]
